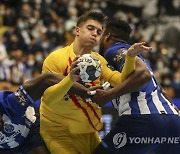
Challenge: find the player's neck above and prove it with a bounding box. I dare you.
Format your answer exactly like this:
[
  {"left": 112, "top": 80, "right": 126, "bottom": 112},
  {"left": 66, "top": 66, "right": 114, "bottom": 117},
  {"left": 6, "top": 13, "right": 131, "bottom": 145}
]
[{"left": 73, "top": 39, "right": 93, "bottom": 55}]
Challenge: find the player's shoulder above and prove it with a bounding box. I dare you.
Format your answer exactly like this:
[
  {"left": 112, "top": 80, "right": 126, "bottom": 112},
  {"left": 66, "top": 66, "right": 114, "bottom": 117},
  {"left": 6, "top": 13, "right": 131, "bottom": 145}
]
[
  {"left": 45, "top": 46, "right": 71, "bottom": 62},
  {"left": 50, "top": 46, "right": 69, "bottom": 56},
  {"left": 0, "top": 91, "right": 15, "bottom": 108},
  {"left": 91, "top": 51, "right": 107, "bottom": 64},
  {"left": 0, "top": 91, "right": 13, "bottom": 100}
]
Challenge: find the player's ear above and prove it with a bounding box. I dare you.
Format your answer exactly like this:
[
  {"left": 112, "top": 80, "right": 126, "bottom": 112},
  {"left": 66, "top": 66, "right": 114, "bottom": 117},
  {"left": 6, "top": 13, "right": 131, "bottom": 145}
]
[
  {"left": 76, "top": 27, "right": 80, "bottom": 36},
  {"left": 105, "top": 33, "right": 111, "bottom": 42}
]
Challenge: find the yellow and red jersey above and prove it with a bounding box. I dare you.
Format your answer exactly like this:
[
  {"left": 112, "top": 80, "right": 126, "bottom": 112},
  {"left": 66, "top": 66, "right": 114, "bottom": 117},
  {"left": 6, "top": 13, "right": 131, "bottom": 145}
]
[{"left": 40, "top": 43, "right": 135, "bottom": 134}]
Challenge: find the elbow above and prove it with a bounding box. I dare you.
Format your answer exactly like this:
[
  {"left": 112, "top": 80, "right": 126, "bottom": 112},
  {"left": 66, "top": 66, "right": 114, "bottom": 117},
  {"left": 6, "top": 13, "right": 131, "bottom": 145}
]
[
  {"left": 44, "top": 72, "right": 62, "bottom": 86},
  {"left": 138, "top": 68, "right": 151, "bottom": 84},
  {"left": 144, "top": 70, "right": 151, "bottom": 82}
]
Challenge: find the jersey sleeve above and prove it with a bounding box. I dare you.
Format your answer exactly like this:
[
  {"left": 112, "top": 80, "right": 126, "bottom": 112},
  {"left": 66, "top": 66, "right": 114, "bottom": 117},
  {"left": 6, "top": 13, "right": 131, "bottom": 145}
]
[
  {"left": 120, "top": 54, "right": 136, "bottom": 81},
  {"left": 95, "top": 53, "right": 136, "bottom": 87},
  {"left": 42, "top": 74, "right": 73, "bottom": 106},
  {"left": 0, "top": 91, "right": 31, "bottom": 117},
  {"left": 42, "top": 50, "right": 66, "bottom": 74}
]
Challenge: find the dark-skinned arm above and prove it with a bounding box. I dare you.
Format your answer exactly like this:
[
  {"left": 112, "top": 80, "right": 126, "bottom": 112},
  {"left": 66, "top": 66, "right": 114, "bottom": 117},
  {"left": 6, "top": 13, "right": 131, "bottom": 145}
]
[
  {"left": 92, "top": 57, "right": 151, "bottom": 107},
  {"left": 23, "top": 73, "right": 92, "bottom": 101}
]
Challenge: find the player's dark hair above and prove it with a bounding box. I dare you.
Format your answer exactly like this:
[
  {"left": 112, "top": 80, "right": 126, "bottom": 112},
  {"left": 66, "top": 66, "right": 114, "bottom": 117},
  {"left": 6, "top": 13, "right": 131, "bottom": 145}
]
[
  {"left": 77, "top": 11, "right": 107, "bottom": 28},
  {"left": 104, "top": 19, "right": 132, "bottom": 42}
]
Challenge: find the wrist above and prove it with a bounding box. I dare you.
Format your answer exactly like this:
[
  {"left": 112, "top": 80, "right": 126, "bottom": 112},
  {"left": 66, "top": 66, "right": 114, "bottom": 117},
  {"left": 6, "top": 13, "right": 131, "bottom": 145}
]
[{"left": 127, "top": 51, "right": 136, "bottom": 57}]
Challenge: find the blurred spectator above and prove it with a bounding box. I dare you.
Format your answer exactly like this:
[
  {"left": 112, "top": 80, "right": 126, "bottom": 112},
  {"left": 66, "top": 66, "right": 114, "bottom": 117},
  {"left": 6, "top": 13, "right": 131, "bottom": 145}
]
[
  {"left": 3, "top": 6, "right": 16, "bottom": 26},
  {"left": 9, "top": 49, "right": 27, "bottom": 85},
  {"left": 0, "top": 60, "right": 11, "bottom": 82},
  {"left": 157, "top": 0, "right": 180, "bottom": 16},
  {"left": 0, "top": 35, "right": 7, "bottom": 60},
  {"left": 0, "top": 16, "right": 7, "bottom": 36},
  {"left": 47, "top": 21, "right": 59, "bottom": 47},
  {"left": 6, "top": 33, "right": 22, "bottom": 52},
  {"left": 171, "top": 70, "right": 180, "bottom": 98},
  {"left": 161, "top": 74, "right": 175, "bottom": 99},
  {"left": 25, "top": 53, "right": 35, "bottom": 79},
  {"left": 19, "top": 2, "right": 32, "bottom": 19}
]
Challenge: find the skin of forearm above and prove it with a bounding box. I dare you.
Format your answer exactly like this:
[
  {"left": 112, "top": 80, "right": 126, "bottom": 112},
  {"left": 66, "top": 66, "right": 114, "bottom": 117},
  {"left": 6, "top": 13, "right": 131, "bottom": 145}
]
[
  {"left": 23, "top": 73, "right": 90, "bottom": 101},
  {"left": 68, "top": 82, "right": 90, "bottom": 97},
  {"left": 23, "top": 73, "right": 62, "bottom": 101}
]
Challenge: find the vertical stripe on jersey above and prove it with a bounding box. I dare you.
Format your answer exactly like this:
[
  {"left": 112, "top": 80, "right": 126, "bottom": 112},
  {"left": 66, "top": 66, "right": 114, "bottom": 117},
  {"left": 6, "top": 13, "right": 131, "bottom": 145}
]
[
  {"left": 118, "top": 94, "right": 131, "bottom": 115},
  {"left": 151, "top": 90, "right": 167, "bottom": 114},
  {"left": 137, "top": 92, "right": 151, "bottom": 114},
  {"left": 111, "top": 99, "right": 119, "bottom": 111},
  {"left": 70, "top": 94, "right": 98, "bottom": 131},
  {"left": 146, "top": 91, "right": 159, "bottom": 114},
  {"left": 160, "top": 93, "right": 178, "bottom": 114},
  {"left": 157, "top": 91, "right": 174, "bottom": 114},
  {"left": 129, "top": 92, "right": 140, "bottom": 114}
]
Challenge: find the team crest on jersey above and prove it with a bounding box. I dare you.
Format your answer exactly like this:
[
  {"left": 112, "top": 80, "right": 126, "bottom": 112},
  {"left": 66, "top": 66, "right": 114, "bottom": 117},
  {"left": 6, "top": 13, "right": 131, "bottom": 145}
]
[
  {"left": 4, "top": 123, "right": 14, "bottom": 133},
  {"left": 113, "top": 48, "right": 127, "bottom": 63},
  {"left": 14, "top": 90, "right": 28, "bottom": 106},
  {"left": 64, "top": 94, "right": 70, "bottom": 101}
]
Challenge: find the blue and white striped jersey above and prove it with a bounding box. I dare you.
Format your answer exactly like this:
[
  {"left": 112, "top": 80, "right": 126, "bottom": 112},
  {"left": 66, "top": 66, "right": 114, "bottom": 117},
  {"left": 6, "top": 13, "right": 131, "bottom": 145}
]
[
  {"left": 105, "top": 42, "right": 178, "bottom": 116},
  {"left": 0, "top": 87, "right": 35, "bottom": 149}
]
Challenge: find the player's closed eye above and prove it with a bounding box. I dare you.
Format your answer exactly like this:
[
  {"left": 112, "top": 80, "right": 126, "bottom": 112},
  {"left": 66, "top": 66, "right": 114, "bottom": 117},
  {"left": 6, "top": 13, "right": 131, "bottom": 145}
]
[{"left": 87, "top": 25, "right": 102, "bottom": 36}]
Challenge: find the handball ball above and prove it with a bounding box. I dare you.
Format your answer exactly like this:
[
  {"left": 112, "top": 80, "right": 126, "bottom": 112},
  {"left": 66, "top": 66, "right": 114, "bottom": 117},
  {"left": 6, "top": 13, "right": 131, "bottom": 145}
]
[{"left": 77, "top": 54, "right": 102, "bottom": 82}]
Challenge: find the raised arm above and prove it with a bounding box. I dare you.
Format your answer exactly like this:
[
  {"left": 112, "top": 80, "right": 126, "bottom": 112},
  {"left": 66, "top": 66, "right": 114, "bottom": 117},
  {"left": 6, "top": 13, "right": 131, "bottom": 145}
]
[
  {"left": 91, "top": 57, "right": 151, "bottom": 106},
  {"left": 108, "top": 42, "right": 152, "bottom": 86}
]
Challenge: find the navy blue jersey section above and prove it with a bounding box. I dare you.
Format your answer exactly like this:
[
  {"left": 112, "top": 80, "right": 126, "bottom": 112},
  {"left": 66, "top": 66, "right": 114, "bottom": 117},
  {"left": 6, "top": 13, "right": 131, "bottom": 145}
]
[
  {"left": 106, "top": 42, "right": 178, "bottom": 115},
  {"left": 0, "top": 88, "right": 36, "bottom": 149}
]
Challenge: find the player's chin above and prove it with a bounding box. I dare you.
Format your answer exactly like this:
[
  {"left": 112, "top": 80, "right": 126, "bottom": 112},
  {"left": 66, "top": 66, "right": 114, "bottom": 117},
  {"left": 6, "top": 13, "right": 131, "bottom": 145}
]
[{"left": 88, "top": 39, "right": 98, "bottom": 45}]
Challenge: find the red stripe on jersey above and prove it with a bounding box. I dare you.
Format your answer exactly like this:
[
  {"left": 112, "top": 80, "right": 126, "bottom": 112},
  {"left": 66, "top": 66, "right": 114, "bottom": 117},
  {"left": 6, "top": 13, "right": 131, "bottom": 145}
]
[
  {"left": 64, "top": 57, "right": 72, "bottom": 76},
  {"left": 70, "top": 94, "right": 98, "bottom": 131},
  {"left": 68, "top": 57, "right": 100, "bottom": 130},
  {"left": 86, "top": 102, "right": 101, "bottom": 122},
  {"left": 85, "top": 82, "right": 101, "bottom": 122}
]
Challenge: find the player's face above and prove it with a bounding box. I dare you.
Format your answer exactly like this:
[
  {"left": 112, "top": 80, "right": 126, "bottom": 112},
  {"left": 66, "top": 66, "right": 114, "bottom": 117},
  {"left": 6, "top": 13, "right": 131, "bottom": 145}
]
[{"left": 76, "top": 19, "right": 103, "bottom": 48}]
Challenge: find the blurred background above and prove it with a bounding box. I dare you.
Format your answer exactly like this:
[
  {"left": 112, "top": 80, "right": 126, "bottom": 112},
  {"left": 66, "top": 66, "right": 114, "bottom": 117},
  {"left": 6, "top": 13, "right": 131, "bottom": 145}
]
[{"left": 0, "top": 0, "right": 179, "bottom": 137}]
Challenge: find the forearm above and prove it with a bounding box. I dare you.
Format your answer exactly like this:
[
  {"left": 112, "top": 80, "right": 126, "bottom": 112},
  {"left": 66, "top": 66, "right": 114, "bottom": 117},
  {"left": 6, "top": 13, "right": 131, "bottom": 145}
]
[
  {"left": 23, "top": 73, "right": 63, "bottom": 101},
  {"left": 43, "top": 74, "right": 73, "bottom": 103},
  {"left": 121, "top": 54, "right": 136, "bottom": 82},
  {"left": 68, "top": 82, "right": 89, "bottom": 97},
  {"left": 108, "top": 55, "right": 136, "bottom": 86}
]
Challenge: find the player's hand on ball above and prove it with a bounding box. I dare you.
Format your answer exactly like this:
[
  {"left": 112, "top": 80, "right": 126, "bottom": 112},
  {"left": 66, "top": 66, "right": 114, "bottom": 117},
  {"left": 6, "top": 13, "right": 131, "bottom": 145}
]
[
  {"left": 127, "top": 42, "right": 152, "bottom": 57},
  {"left": 70, "top": 57, "right": 80, "bottom": 82}
]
